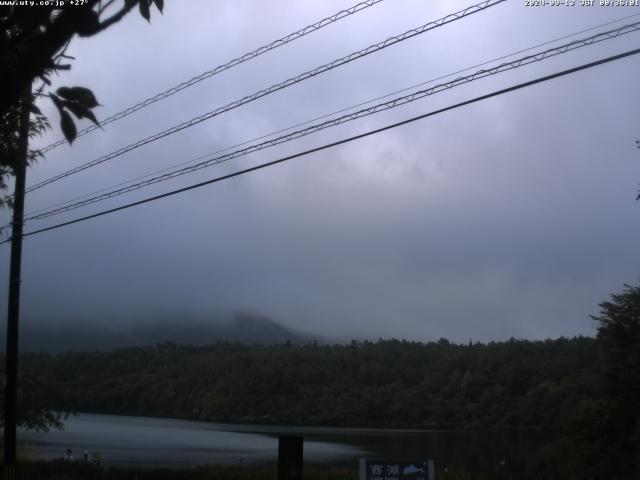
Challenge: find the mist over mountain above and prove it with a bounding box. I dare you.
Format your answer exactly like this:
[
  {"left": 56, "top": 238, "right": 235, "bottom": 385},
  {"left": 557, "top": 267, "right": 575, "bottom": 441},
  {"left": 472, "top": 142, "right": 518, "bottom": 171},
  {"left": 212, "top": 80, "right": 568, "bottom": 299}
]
[{"left": 1, "top": 312, "right": 321, "bottom": 353}]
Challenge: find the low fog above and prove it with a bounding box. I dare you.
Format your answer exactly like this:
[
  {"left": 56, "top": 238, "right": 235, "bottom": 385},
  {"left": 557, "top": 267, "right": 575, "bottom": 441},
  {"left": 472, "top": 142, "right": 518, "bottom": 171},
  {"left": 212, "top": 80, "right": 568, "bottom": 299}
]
[{"left": 1, "top": 0, "right": 639, "bottom": 348}]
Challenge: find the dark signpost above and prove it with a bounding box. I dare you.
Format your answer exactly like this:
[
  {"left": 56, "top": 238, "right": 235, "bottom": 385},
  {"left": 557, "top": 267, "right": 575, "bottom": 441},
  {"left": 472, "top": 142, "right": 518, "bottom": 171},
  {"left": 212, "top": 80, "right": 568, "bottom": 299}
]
[
  {"left": 278, "top": 436, "right": 304, "bottom": 480},
  {"left": 359, "top": 459, "right": 435, "bottom": 480}
]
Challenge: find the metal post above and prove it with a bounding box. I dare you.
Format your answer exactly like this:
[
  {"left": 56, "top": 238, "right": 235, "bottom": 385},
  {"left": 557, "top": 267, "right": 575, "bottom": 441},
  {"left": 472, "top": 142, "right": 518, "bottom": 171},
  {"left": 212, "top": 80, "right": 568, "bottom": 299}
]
[
  {"left": 278, "top": 436, "right": 303, "bottom": 480},
  {"left": 3, "top": 90, "right": 30, "bottom": 478}
]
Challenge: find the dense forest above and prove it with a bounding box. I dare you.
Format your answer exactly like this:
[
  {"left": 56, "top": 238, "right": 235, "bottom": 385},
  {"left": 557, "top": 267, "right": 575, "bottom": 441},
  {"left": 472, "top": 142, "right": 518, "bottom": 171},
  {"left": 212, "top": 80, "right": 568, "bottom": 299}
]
[
  {"left": 19, "top": 337, "right": 596, "bottom": 430},
  {"left": 9, "top": 285, "right": 640, "bottom": 478}
]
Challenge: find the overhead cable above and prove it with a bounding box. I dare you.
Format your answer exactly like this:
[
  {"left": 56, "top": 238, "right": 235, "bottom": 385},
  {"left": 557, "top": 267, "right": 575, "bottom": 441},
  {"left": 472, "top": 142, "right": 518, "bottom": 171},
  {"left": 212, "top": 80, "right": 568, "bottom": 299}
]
[
  {"left": 23, "top": 11, "right": 639, "bottom": 219},
  {"left": 26, "top": 0, "right": 505, "bottom": 194},
  {"left": 21, "top": 21, "right": 640, "bottom": 223},
  {"left": 38, "top": 0, "right": 387, "bottom": 154},
  {"left": 3, "top": 47, "right": 637, "bottom": 244}
]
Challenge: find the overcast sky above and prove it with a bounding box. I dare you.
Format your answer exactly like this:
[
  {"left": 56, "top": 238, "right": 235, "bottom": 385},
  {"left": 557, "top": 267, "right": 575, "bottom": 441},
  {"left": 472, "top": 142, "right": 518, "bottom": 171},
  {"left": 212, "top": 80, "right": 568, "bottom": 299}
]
[{"left": 1, "top": 0, "right": 639, "bottom": 343}]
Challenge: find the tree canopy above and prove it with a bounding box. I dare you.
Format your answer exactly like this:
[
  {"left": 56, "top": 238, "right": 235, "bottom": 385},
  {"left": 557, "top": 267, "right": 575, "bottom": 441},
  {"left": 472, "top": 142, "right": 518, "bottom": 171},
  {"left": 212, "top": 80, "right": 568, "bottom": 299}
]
[
  {"left": 0, "top": 0, "right": 164, "bottom": 206},
  {"left": 0, "top": 0, "right": 165, "bottom": 433},
  {"left": 19, "top": 337, "right": 598, "bottom": 430},
  {"left": 585, "top": 284, "right": 640, "bottom": 478}
]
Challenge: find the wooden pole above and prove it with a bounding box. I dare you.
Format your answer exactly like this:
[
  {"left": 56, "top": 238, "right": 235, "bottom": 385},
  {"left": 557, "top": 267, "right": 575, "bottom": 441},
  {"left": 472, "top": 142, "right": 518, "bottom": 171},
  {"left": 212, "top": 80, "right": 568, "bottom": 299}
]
[{"left": 3, "top": 90, "right": 30, "bottom": 478}]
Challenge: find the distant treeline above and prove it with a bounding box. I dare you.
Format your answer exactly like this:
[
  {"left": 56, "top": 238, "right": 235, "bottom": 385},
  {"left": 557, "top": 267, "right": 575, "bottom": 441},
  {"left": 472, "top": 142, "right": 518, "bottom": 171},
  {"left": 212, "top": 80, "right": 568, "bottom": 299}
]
[
  {"left": 19, "top": 337, "right": 597, "bottom": 430},
  {"left": 2, "top": 313, "right": 318, "bottom": 353}
]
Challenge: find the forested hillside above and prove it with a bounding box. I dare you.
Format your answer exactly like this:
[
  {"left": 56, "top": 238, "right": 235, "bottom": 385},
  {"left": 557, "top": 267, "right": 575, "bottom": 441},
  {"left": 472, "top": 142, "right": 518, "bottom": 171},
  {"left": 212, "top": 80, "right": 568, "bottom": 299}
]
[
  {"left": 2, "top": 313, "right": 318, "bottom": 353},
  {"left": 19, "top": 337, "right": 597, "bottom": 429}
]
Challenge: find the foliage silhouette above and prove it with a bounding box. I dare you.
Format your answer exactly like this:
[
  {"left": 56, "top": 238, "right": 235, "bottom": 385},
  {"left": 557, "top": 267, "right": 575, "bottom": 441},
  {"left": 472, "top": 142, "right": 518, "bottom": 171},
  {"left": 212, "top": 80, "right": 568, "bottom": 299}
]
[{"left": 0, "top": 0, "right": 164, "bottom": 207}]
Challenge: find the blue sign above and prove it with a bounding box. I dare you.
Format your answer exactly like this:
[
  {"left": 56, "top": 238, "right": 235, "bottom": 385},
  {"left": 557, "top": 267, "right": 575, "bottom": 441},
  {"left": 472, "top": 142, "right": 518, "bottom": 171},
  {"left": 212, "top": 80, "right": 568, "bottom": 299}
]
[{"left": 359, "top": 459, "right": 435, "bottom": 480}]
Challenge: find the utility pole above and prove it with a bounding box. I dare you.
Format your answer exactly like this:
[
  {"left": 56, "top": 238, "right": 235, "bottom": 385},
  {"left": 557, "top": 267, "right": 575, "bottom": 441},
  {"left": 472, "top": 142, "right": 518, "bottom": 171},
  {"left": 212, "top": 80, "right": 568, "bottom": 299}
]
[{"left": 3, "top": 90, "right": 31, "bottom": 479}]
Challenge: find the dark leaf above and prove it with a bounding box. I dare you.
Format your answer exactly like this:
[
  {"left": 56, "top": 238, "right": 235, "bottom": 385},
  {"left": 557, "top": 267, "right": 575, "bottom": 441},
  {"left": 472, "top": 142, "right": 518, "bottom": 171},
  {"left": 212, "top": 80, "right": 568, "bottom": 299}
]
[
  {"left": 153, "top": 0, "right": 164, "bottom": 13},
  {"left": 139, "top": 0, "right": 150, "bottom": 22},
  {"left": 28, "top": 149, "right": 45, "bottom": 164},
  {"left": 56, "top": 86, "right": 99, "bottom": 108},
  {"left": 60, "top": 110, "right": 77, "bottom": 144},
  {"left": 80, "top": 108, "right": 99, "bottom": 127},
  {"left": 30, "top": 104, "right": 41, "bottom": 115},
  {"left": 49, "top": 94, "right": 63, "bottom": 112},
  {"left": 75, "top": 9, "right": 100, "bottom": 36},
  {"left": 62, "top": 101, "right": 86, "bottom": 119},
  {"left": 62, "top": 101, "right": 100, "bottom": 127}
]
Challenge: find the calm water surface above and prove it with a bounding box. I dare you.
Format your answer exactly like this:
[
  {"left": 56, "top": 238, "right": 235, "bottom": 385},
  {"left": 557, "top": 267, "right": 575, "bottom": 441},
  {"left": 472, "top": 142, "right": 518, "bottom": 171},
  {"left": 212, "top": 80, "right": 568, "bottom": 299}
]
[{"left": 19, "top": 413, "right": 546, "bottom": 473}]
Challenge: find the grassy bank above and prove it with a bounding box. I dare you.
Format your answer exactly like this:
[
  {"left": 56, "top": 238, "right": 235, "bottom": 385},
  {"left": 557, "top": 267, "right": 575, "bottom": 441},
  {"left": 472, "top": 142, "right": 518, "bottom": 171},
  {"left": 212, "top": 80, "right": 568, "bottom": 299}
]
[
  {"left": 0, "top": 461, "right": 502, "bottom": 480},
  {"left": 0, "top": 462, "right": 355, "bottom": 480}
]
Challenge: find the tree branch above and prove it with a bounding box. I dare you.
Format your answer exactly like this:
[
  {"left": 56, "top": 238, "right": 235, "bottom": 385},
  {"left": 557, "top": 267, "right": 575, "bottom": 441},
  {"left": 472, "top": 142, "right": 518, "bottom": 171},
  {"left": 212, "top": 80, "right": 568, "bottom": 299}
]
[
  {"left": 0, "top": 1, "right": 101, "bottom": 116},
  {"left": 98, "top": 0, "right": 118, "bottom": 16},
  {"left": 90, "top": 0, "right": 139, "bottom": 35}
]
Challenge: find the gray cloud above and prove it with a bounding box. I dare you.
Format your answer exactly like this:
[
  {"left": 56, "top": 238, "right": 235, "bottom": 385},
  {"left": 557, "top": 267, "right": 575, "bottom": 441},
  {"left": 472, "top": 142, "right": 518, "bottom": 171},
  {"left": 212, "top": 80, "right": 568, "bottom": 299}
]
[{"left": 1, "top": 0, "right": 639, "bottom": 344}]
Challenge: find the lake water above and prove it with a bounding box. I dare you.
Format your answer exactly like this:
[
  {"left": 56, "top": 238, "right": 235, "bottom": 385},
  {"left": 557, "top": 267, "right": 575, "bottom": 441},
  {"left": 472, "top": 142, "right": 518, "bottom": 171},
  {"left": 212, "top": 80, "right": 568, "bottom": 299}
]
[{"left": 19, "top": 413, "right": 546, "bottom": 473}]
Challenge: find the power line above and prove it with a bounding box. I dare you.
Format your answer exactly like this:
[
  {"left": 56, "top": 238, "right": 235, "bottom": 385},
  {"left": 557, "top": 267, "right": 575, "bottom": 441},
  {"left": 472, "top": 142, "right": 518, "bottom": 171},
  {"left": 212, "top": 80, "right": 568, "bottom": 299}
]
[
  {"left": 20, "top": 21, "right": 640, "bottom": 224},
  {"left": 38, "top": 0, "right": 387, "bottom": 154},
  {"left": 25, "top": 0, "right": 505, "bottom": 195},
  {"left": 22, "top": 11, "right": 639, "bottom": 220},
  {"left": 3, "top": 47, "right": 638, "bottom": 245}
]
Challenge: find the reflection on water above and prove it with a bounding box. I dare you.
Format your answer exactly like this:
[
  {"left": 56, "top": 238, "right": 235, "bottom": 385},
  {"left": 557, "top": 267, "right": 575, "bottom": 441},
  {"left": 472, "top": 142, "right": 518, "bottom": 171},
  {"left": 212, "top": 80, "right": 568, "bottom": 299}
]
[
  {"left": 19, "top": 413, "right": 545, "bottom": 473},
  {"left": 19, "top": 414, "right": 366, "bottom": 468}
]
